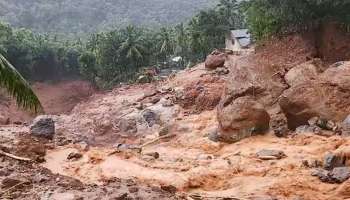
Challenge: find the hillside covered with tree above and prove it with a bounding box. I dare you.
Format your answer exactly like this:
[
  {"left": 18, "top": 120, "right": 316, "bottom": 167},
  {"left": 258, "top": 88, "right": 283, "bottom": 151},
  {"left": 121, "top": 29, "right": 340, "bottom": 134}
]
[{"left": 0, "top": 0, "right": 217, "bottom": 35}]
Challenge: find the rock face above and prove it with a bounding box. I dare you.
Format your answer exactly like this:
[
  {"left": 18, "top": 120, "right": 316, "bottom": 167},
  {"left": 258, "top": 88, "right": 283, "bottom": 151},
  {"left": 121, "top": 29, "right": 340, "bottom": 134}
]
[
  {"left": 205, "top": 50, "right": 226, "bottom": 70},
  {"left": 284, "top": 59, "right": 325, "bottom": 87},
  {"left": 217, "top": 96, "right": 270, "bottom": 143},
  {"left": 30, "top": 116, "right": 55, "bottom": 139},
  {"left": 279, "top": 62, "right": 350, "bottom": 129},
  {"left": 177, "top": 76, "right": 224, "bottom": 112}
]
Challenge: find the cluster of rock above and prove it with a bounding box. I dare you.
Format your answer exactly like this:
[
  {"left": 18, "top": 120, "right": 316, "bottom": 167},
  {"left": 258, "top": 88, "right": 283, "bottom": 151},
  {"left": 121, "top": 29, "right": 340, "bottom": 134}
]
[
  {"left": 312, "top": 149, "right": 350, "bottom": 184},
  {"left": 212, "top": 51, "right": 350, "bottom": 143}
]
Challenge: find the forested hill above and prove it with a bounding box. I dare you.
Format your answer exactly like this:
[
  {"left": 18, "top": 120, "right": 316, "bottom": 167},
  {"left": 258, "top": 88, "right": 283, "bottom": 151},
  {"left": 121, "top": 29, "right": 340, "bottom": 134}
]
[{"left": 0, "top": 0, "right": 217, "bottom": 35}]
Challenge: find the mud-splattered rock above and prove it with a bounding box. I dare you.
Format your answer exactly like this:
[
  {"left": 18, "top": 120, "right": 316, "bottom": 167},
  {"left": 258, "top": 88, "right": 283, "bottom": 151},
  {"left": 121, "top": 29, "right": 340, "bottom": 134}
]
[
  {"left": 30, "top": 116, "right": 55, "bottom": 139},
  {"left": 285, "top": 59, "right": 324, "bottom": 87},
  {"left": 330, "top": 167, "right": 350, "bottom": 183},
  {"left": 256, "top": 149, "right": 286, "bottom": 160},
  {"left": 67, "top": 152, "right": 83, "bottom": 161},
  {"left": 324, "top": 153, "right": 345, "bottom": 170},
  {"left": 142, "top": 109, "right": 160, "bottom": 127},
  {"left": 312, "top": 167, "right": 350, "bottom": 183},
  {"left": 279, "top": 62, "right": 350, "bottom": 129},
  {"left": 205, "top": 50, "right": 226, "bottom": 70},
  {"left": 217, "top": 96, "right": 270, "bottom": 143},
  {"left": 311, "top": 168, "right": 331, "bottom": 182}
]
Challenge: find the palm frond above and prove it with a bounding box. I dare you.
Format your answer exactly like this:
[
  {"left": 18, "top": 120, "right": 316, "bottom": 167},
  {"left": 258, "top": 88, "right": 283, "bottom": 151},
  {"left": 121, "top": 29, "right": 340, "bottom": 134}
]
[{"left": 0, "top": 54, "right": 43, "bottom": 113}]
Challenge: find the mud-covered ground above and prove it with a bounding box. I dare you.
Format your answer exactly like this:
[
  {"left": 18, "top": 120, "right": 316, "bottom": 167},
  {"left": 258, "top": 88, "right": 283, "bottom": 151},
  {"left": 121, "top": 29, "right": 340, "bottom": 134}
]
[{"left": 2, "top": 45, "right": 350, "bottom": 199}]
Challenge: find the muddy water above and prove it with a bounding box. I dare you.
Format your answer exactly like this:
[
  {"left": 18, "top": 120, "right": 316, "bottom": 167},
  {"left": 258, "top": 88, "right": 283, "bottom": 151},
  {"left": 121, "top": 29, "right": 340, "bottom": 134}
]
[
  {"left": 43, "top": 131, "right": 349, "bottom": 199},
  {"left": 42, "top": 108, "right": 350, "bottom": 199}
]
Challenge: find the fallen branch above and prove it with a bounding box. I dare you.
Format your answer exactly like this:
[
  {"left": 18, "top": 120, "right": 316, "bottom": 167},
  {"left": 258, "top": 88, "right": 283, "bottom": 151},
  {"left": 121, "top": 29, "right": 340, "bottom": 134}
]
[
  {"left": 139, "top": 134, "right": 176, "bottom": 148},
  {"left": 188, "top": 193, "right": 243, "bottom": 200},
  {"left": 0, "top": 150, "right": 31, "bottom": 161},
  {"left": 0, "top": 181, "right": 29, "bottom": 195}
]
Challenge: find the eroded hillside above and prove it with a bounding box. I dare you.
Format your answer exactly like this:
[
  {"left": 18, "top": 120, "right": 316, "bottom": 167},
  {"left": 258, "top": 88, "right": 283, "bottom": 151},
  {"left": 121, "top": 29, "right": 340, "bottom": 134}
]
[{"left": 2, "top": 27, "right": 350, "bottom": 199}]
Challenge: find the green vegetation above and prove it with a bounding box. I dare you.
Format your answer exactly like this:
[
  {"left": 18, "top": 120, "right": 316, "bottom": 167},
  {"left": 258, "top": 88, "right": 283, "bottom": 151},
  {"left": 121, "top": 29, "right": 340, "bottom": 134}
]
[
  {"left": 2, "top": 0, "right": 348, "bottom": 90},
  {"left": 243, "top": 0, "right": 350, "bottom": 40},
  {"left": 0, "top": 53, "right": 42, "bottom": 112},
  {"left": 0, "top": 0, "right": 244, "bottom": 89}
]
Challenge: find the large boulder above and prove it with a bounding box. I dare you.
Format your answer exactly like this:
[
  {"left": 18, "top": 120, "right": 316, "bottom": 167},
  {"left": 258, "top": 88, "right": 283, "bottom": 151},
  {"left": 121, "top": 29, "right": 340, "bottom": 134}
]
[
  {"left": 30, "top": 116, "right": 55, "bottom": 139},
  {"left": 205, "top": 50, "right": 226, "bottom": 70},
  {"left": 279, "top": 62, "right": 350, "bottom": 129},
  {"left": 284, "top": 59, "right": 325, "bottom": 87},
  {"left": 217, "top": 96, "right": 270, "bottom": 143}
]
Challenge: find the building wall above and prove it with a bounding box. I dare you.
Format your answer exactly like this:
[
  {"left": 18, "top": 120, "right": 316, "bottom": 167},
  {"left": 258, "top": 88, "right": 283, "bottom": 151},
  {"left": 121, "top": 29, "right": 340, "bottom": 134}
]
[{"left": 225, "top": 37, "right": 241, "bottom": 51}]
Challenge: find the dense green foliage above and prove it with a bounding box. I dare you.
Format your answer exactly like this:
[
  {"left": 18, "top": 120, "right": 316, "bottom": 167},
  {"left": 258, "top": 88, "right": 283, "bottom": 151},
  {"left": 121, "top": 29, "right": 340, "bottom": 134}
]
[
  {"left": 0, "top": 53, "right": 42, "bottom": 112},
  {"left": 0, "top": 22, "right": 82, "bottom": 81},
  {"left": 0, "top": 0, "right": 243, "bottom": 89},
  {"left": 2, "top": 0, "right": 349, "bottom": 89},
  {"left": 0, "top": 0, "right": 217, "bottom": 36},
  {"left": 243, "top": 0, "right": 350, "bottom": 40}
]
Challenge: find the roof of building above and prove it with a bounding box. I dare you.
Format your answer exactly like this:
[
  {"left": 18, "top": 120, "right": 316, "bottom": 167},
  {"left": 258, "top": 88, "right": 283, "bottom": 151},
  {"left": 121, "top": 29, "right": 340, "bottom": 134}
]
[
  {"left": 230, "top": 29, "right": 251, "bottom": 48},
  {"left": 231, "top": 29, "right": 250, "bottom": 38}
]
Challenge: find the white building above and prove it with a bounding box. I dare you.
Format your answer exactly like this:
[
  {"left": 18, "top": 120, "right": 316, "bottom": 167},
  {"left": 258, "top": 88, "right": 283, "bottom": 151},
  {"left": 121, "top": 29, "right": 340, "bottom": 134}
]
[{"left": 225, "top": 29, "right": 253, "bottom": 53}]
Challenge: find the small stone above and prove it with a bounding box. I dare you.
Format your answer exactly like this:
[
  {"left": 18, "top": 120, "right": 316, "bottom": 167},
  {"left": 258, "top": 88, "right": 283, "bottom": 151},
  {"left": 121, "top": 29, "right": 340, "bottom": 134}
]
[
  {"left": 144, "top": 152, "right": 160, "bottom": 159},
  {"left": 160, "top": 185, "right": 177, "bottom": 194},
  {"left": 256, "top": 149, "right": 286, "bottom": 160},
  {"left": 67, "top": 152, "right": 83, "bottom": 161}
]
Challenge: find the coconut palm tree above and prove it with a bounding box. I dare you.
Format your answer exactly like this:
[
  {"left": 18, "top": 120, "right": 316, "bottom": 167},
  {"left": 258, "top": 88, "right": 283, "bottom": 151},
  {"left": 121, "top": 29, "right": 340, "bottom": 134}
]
[
  {"left": 0, "top": 53, "right": 42, "bottom": 113},
  {"left": 156, "top": 27, "right": 174, "bottom": 62},
  {"left": 119, "top": 25, "right": 146, "bottom": 70}
]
